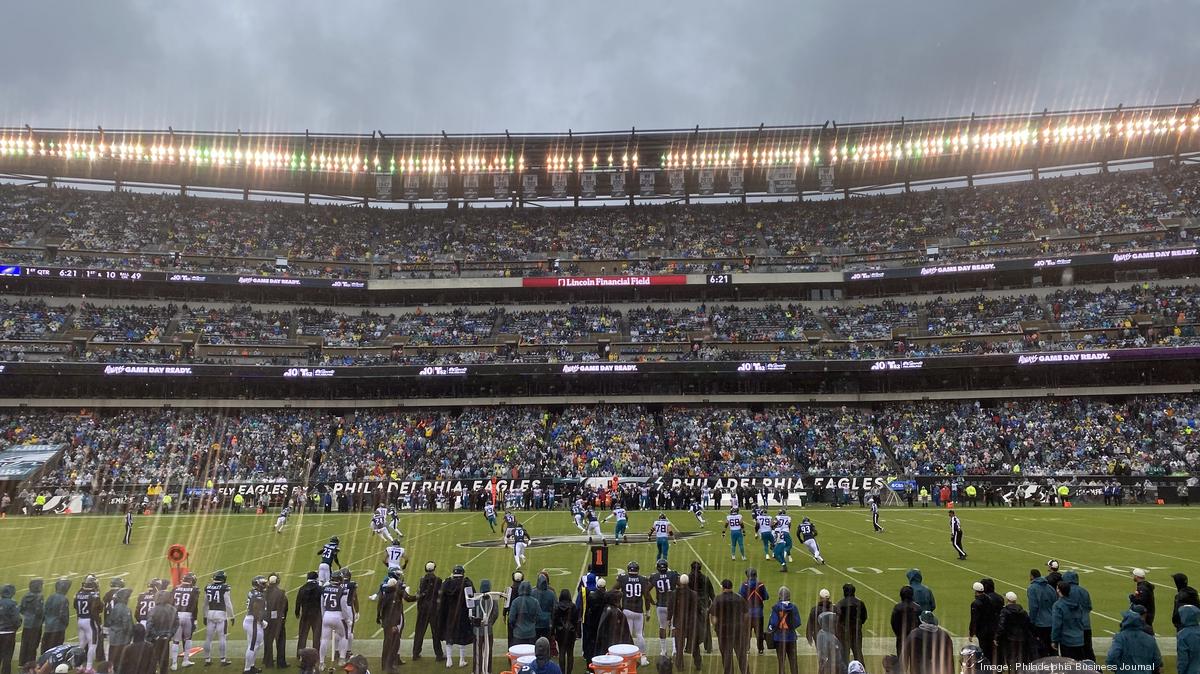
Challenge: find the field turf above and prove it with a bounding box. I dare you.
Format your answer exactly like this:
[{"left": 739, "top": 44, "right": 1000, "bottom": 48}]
[{"left": 3, "top": 503, "right": 1197, "bottom": 672}]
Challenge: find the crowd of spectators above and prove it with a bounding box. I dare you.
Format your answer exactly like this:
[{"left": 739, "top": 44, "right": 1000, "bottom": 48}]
[
  {"left": 1, "top": 165, "right": 1197, "bottom": 278},
  {"left": 2, "top": 396, "right": 1195, "bottom": 488},
  {"left": 4, "top": 283, "right": 1200, "bottom": 358},
  {"left": 177, "top": 305, "right": 291, "bottom": 345}
]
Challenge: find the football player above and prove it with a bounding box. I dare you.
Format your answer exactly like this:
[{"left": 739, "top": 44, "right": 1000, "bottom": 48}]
[
  {"left": 571, "top": 500, "right": 586, "bottom": 533},
  {"left": 74, "top": 574, "right": 101, "bottom": 670},
  {"left": 648, "top": 514, "right": 674, "bottom": 562},
  {"left": 203, "top": 571, "right": 234, "bottom": 666},
  {"left": 370, "top": 507, "right": 391, "bottom": 544},
  {"left": 508, "top": 521, "right": 530, "bottom": 568},
  {"left": 775, "top": 509, "right": 794, "bottom": 561},
  {"left": 387, "top": 505, "right": 403, "bottom": 539},
  {"left": 689, "top": 501, "right": 705, "bottom": 526},
  {"left": 135, "top": 580, "right": 159, "bottom": 630},
  {"left": 723, "top": 508, "right": 746, "bottom": 561},
  {"left": 755, "top": 509, "right": 775, "bottom": 560},
  {"left": 243, "top": 576, "right": 268, "bottom": 674},
  {"left": 483, "top": 502, "right": 497, "bottom": 533},
  {"left": 648, "top": 560, "right": 679, "bottom": 658},
  {"left": 317, "top": 572, "right": 347, "bottom": 667},
  {"left": 501, "top": 509, "right": 517, "bottom": 548},
  {"left": 771, "top": 521, "right": 792, "bottom": 572},
  {"left": 797, "top": 517, "right": 825, "bottom": 565},
  {"left": 604, "top": 505, "right": 628, "bottom": 542},
  {"left": 383, "top": 539, "right": 408, "bottom": 573},
  {"left": 616, "top": 561, "right": 650, "bottom": 666},
  {"left": 340, "top": 570, "right": 360, "bottom": 658},
  {"left": 171, "top": 572, "right": 200, "bottom": 669},
  {"left": 317, "top": 537, "right": 341, "bottom": 585},
  {"left": 273, "top": 506, "right": 290, "bottom": 534},
  {"left": 584, "top": 507, "right": 603, "bottom": 542}
]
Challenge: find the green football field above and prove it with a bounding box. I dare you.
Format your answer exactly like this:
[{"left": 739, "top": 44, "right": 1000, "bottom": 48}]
[{"left": 3, "top": 504, "right": 1196, "bottom": 673}]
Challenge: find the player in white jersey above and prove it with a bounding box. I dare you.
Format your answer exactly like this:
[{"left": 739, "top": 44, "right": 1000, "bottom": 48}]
[
  {"left": 689, "top": 501, "right": 705, "bottom": 526},
  {"left": 483, "top": 502, "right": 497, "bottom": 533},
  {"left": 604, "top": 506, "right": 628, "bottom": 541},
  {"left": 755, "top": 511, "right": 775, "bottom": 560},
  {"left": 571, "top": 500, "right": 586, "bottom": 532},
  {"left": 724, "top": 508, "right": 746, "bottom": 560},
  {"left": 509, "top": 522, "right": 530, "bottom": 568},
  {"left": 585, "top": 507, "right": 603, "bottom": 541},
  {"left": 775, "top": 509, "right": 794, "bottom": 561},
  {"left": 383, "top": 540, "right": 408, "bottom": 572},
  {"left": 274, "top": 506, "right": 290, "bottom": 534},
  {"left": 370, "top": 507, "right": 391, "bottom": 543}
]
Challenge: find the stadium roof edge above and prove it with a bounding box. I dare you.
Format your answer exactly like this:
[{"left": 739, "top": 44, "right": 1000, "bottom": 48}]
[{"left": 2, "top": 100, "right": 1197, "bottom": 140}]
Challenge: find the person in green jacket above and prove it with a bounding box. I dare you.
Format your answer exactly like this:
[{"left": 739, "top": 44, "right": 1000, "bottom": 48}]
[
  {"left": 1179, "top": 604, "right": 1200, "bottom": 674},
  {"left": 1106, "top": 609, "right": 1162, "bottom": 673},
  {"left": 0, "top": 585, "right": 19, "bottom": 674},
  {"left": 906, "top": 570, "right": 936, "bottom": 612},
  {"left": 18, "top": 579, "right": 43, "bottom": 667},
  {"left": 507, "top": 582, "right": 539, "bottom": 647},
  {"left": 105, "top": 588, "right": 134, "bottom": 670},
  {"left": 532, "top": 574, "right": 556, "bottom": 644},
  {"left": 1062, "top": 571, "right": 1095, "bottom": 660},
  {"left": 1050, "top": 582, "right": 1085, "bottom": 660},
  {"left": 39, "top": 579, "right": 71, "bottom": 652}
]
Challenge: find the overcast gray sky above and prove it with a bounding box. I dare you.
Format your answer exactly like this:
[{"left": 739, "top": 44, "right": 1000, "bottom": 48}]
[{"left": 2, "top": 1, "right": 1198, "bottom": 135}]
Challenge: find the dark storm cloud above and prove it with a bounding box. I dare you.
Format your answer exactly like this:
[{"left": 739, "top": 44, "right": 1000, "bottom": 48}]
[{"left": 2, "top": 0, "right": 1198, "bottom": 134}]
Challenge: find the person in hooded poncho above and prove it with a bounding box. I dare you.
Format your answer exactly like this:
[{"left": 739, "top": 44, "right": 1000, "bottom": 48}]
[
  {"left": 533, "top": 574, "right": 556, "bottom": 645},
  {"left": 18, "top": 579, "right": 43, "bottom": 668},
  {"left": 581, "top": 580, "right": 606, "bottom": 662},
  {"left": 1174, "top": 573, "right": 1200, "bottom": 632},
  {"left": 901, "top": 611, "right": 954, "bottom": 674},
  {"left": 517, "top": 637, "right": 561, "bottom": 674},
  {"left": 41, "top": 578, "right": 71, "bottom": 652},
  {"left": 1051, "top": 581, "right": 1085, "bottom": 660},
  {"left": 0, "top": 584, "right": 18, "bottom": 674},
  {"left": 1178, "top": 604, "right": 1200, "bottom": 674},
  {"left": 905, "top": 570, "right": 935, "bottom": 613},
  {"left": 814, "top": 611, "right": 843, "bottom": 674},
  {"left": 890, "top": 586, "right": 920, "bottom": 658},
  {"left": 1062, "top": 571, "right": 1094, "bottom": 660},
  {"left": 1105, "top": 609, "right": 1162, "bottom": 673},
  {"left": 595, "top": 590, "right": 632, "bottom": 656},
  {"left": 508, "top": 581, "right": 540, "bottom": 647},
  {"left": 551, "top": 589, "right": 577, "bottom": 674}
]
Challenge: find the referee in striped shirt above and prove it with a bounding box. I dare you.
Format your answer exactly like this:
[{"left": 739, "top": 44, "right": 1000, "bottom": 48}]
[
  {"left": 949, "top": 510, "right": 966, "bottom": 559},
  {"left": 123, "top": 507, "right": 134, "bottom": 545}
]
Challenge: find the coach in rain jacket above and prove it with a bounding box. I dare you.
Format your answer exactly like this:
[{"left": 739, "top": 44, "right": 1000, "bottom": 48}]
[
  {"left": 40, "top": 579, "right": 70, "bottom": 651},
  {"left": 906, "top": 570, "right": 935, "bottom": 612},
  {"left": 18, "top": 579, "right": 43, "bottom": 667},
  {"left": 1178, "top": 604, "right": 1200, "bottom": 674},
  {"left": 1105, "top": 609, "right": 1162, "bottom": 673}
]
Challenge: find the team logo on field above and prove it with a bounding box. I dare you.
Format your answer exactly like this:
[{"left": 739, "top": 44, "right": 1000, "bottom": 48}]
[{"left": 460, "top": 531, "right": 709, "bottom": 549}]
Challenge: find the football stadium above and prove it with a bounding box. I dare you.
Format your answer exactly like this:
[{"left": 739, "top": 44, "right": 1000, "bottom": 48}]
[{"left": 2, "top": 5, "right": 1200, "bottom": 674}]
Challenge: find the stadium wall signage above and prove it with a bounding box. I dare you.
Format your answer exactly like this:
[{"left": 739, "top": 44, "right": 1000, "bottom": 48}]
[
  {"left": 521, "top": 275, "right": 688, "bottom": 288},
  {"left": 2, "top": 346, "right": 1196, "bottom": 381},
  {"left": 844, "top": 246, "right": 1199, "bottom": 281}
]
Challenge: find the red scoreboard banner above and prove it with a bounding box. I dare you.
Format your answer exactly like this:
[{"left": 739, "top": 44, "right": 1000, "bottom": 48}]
[{"left": 521, "top": 274, "right": 688, "bottom": 288}]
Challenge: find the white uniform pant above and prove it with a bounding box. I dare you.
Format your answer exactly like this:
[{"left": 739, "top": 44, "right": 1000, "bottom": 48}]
[
  {"left": 319, "top": 611, "right": 348, "bottom": 664},
  {"left": 803, "top": 538, "right": 822, "bottom": 559},
  {"left": 243, "top": 617, "right": 264, "bottom": 670},
  {"left": 318, "top": 563, "right": 332, "bottom": 585},
  {"left": 341, "top": 610, "right": 356, "bottom": 655},
  {"left": 274, "top": 516, "right": 287, "bottom": 531},
  {"left": 622, "top": 609, "right": 647, "bottom": 654},
  {"left": 204, "top": 610, "right": 228, "bottom": 659},
  {"left": 172, "top": 612, "right": 195, "bottom": 662},
  {"left": 77, "top": 618, "right": 97, "bottom": 668},
  {"left": 373, "top": 526, "right": 391, "bottom": 543},
  {"left": 514, "top": 542, "right": 527, "bottom": 566},
  {"left": 656, "top": 607, "right": 674, "bottom": 654},
  {"left": 587, "top": 521, "right": 602, "bottom": 538}
]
